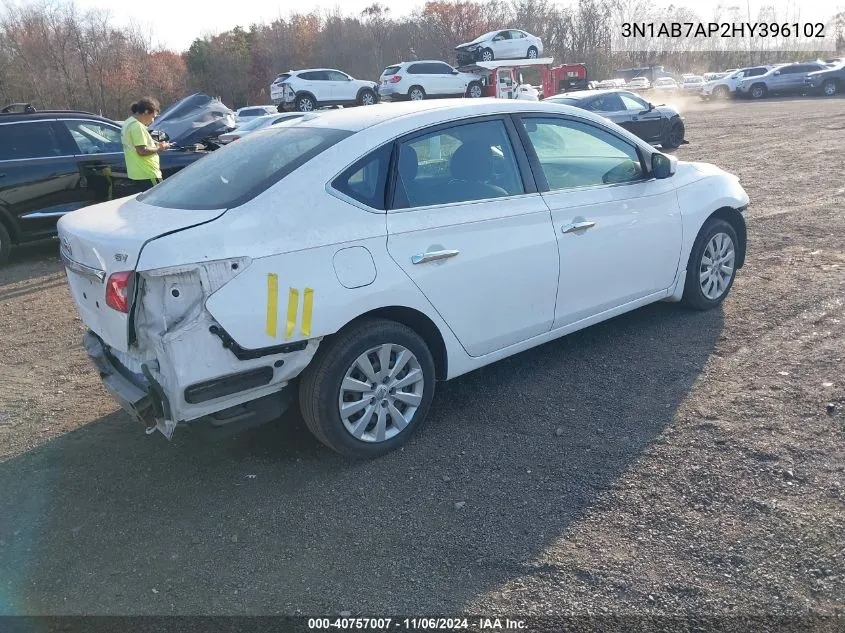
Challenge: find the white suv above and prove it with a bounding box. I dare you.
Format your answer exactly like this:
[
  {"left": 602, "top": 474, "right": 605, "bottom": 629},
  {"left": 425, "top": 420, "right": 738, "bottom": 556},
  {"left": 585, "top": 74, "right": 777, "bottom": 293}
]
[
  {"left": 270, "top": 69, "right": 379, "bottom": 112},
  {"left": 378, "top": 61, "right": 483, "bottom": 101}
]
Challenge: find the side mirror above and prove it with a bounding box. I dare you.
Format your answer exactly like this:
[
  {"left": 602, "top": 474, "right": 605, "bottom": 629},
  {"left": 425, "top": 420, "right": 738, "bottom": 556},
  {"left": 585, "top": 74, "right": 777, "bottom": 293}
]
[
  {"left": 648, "top": 102, "right": 655, "bottom": 111},
  {"left": 451, "top": 70, "right": 459, "bottom": 75},
  {"left": 652, "top": 153, "right": 675, "bottom": 178},
  {"left": 773, "top": 71, "right": 781, "bottom": 76}
]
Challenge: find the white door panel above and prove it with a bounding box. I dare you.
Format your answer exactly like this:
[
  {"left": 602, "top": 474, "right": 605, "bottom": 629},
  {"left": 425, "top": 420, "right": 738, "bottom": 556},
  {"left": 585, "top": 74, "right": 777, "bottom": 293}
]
[
  {"left": 387, "top": 195, "right": 559, "bottom": 357},
  {"left": 544, "top": 180, "right": 682, "bottom": 328}
]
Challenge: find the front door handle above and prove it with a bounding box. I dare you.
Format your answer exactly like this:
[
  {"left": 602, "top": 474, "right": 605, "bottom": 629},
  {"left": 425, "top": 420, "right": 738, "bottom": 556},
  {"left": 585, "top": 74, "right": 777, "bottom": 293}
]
[
  {"left": 561, "top": 221, "right": 596, "bottom": 234},
  {"left": 411, "top": 249, "right": 460, "bottom": 265}
]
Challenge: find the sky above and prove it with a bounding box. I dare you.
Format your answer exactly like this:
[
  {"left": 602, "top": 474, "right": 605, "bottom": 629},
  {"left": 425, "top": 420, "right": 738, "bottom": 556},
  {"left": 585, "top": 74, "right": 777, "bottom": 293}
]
[{"left": 20, "top": 0, "right": 845, "bottom": 52}]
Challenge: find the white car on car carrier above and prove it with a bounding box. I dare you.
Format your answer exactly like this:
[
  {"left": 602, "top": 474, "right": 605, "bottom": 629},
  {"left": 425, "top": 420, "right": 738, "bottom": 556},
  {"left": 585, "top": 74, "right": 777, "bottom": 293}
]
[
  {"left": 58, "top": 99, "right": 749, "bottom": 458},
  {"left": 269, "top": 68, "right": 379, "bottom": 112}
]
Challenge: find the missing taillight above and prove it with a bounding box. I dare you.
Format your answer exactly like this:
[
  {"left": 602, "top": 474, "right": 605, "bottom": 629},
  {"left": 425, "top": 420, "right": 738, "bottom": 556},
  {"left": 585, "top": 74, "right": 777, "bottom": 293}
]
[{"left": 105, "top": 271, "right": 133, "bottom": 313}]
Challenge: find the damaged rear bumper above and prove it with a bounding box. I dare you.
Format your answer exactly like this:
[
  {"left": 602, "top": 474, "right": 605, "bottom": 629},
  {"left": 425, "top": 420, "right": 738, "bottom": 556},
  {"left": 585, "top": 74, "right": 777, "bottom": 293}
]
[
  {"left": 84, "top": 330, "right": 162, "bottom": 427},
  {"left": 83, "top": 330, "right": 295, "bottom": 440}
]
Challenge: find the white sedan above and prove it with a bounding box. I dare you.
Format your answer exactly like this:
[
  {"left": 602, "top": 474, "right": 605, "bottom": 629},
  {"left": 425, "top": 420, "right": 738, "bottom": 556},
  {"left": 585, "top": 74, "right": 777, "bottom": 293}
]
[
  {"left": 58, "top": 99, "right": 749, "bottom": 458},
  {"left": 455, "top": 29, "right": 544, "bottom": 63}
]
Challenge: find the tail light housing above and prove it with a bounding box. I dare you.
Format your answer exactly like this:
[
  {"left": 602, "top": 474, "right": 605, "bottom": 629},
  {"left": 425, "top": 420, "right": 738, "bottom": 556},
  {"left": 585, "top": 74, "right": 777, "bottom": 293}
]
[
  {"left": 105, "top": 271, "right": 133, "bottom": 313},
  {"left": 390, "top": 75, "right": 402, "bottom": 83}
]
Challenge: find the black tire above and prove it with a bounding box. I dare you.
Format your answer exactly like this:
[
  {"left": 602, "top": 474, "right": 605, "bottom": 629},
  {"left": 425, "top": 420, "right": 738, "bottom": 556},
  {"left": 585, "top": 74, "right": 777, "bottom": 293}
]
[
  {"left": 295, "top": 94, "right": 316, "bottom": 112},
  {"left": 466, "top": 81, "right": 483, "bottom": 98},
  {"left": 662, "top": 119, "right": 685, "bottom": 149},
  {"left": 527, "top": 46, "right": 538, "bottom": 59},
  {"left": 713, "top": 85, "right": 730, "bottom": 100},
  {"left": 480, "top": 48, "right": 494, "bottom": 62},
  {"left": 749, "top": 83, "right": 767, "bottom": 99},
  {"left": 822, "top": 79, "right": 838, "bottom": 97},
  {"left": 0, "top": 222, "right": 11, "bottom": 266},
  {"left": 408, "top": 85, "right": 426, "bottom": 101},
  {"left": 681, "top": 218, "right": 740, "bottom": 310},
  {"left": 298, "top": 318, "right": 437, "bottom": 458},
  {"left": 357, "top": 88, "right": 377, "bottom": 106}
]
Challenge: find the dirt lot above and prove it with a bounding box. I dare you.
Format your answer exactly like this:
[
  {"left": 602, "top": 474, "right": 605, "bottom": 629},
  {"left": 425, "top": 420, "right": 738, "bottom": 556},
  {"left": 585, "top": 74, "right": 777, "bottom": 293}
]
[{"left": 0, "top": 96, "right": 843, "bottom": 618}]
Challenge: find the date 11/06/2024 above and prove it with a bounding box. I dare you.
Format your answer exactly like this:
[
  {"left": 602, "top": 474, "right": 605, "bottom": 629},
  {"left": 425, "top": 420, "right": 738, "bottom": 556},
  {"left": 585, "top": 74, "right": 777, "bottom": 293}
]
[
  {"left": 307, "top": 617, "right": 527, "bottom": 630},
  {"left": 621, "top": 22, "right": 826, "bottom": 39}
]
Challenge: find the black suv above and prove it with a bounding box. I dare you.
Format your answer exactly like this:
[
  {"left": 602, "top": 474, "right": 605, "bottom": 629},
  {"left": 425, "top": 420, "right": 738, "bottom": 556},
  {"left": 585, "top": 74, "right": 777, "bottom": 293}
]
[{"left": 0, "top": 104, "right": 208, "bottom": 265}]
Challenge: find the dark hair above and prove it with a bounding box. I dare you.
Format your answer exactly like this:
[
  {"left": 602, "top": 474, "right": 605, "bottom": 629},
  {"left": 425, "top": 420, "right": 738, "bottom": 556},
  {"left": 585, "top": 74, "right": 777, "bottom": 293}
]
[{"left": 131, "top": 97, "right": 160, "bottom": 115}]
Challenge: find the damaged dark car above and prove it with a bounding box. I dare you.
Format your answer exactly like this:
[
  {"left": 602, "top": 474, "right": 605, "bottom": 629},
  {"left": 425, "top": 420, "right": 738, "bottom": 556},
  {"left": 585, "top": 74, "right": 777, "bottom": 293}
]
[{"left": 543, "top": 89, "right": 687, "bottom": 150}]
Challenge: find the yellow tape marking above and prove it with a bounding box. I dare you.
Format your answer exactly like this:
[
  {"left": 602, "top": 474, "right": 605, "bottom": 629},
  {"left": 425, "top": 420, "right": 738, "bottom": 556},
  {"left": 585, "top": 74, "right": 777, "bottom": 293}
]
[
  {"left": 265, "top": 273, "right": 278, "bottom": 337},
  {"left": 301, "top": 288, "right": 314, "bottom": 337},
  {"left": 285, "top": 287, "right": 299, "bottom": 339}
]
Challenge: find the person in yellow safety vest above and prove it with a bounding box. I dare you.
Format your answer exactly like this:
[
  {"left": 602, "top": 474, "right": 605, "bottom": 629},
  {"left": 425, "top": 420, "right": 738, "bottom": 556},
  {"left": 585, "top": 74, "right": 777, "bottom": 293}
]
[{"left": 120, "top": 97, "right": 170, "bottom": 194}]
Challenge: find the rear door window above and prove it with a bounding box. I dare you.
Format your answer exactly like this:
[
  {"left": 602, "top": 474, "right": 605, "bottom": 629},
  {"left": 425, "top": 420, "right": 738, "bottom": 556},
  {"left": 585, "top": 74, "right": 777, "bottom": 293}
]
[
  {"left": 139, "top": 126, "right": 352, "bottom": 210},
  {"left": 392, "top": 119, "right": 525, "bottom": 209},
  {"left": 61, "top": 120, "right": 123, "bottom": 154},
  {"left": 0, "top": 122, "right": 66, "bottom": 160}
]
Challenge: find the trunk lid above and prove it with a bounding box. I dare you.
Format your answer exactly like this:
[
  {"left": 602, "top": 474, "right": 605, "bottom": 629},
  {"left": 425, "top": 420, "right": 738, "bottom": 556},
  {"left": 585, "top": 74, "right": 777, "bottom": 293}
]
[{"left": 57, "top": 196, "right": 225, "bottom": 352}]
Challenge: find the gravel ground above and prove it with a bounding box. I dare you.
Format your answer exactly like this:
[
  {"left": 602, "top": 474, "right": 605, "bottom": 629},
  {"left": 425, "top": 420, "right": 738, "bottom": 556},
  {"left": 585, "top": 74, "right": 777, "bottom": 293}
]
[{"left": 0, "top": 96, "right": 843, "bottom": 619}]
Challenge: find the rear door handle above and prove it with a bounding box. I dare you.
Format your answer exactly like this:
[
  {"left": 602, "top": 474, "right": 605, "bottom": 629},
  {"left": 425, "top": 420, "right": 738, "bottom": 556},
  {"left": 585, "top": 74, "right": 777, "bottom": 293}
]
[
  {"left": 562, "top": 221, "right": 596, "bottom": 234},
  {"left": 411, "top": 249, "right": 460, "bottom": 265}
]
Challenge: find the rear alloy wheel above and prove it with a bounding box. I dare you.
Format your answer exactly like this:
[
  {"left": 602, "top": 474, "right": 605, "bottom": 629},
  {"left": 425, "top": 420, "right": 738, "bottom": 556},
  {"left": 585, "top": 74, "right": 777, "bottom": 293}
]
[
  {"left": 481, "top": 48, "right": 494, "bottom": 62},
  {"left": 295, "top": 94, "right": 316, "bottom": 112},
  {"left": 299, "top": 319, "right": 436, "bottom": 458},
  {"left": 527, "top": 46, "right": 538, "bottom": 59},
  {"left": 358, "top": 88, "right": 376, "bottom": 106},
  {"left": 750, "top": 84, "right": 766, "bottom": 99},
  {"left": 467, "top": 82, "right": 483, "bottom": 98},
  {"left": 682, "top": 219, "right": 739, "bottom": 310},
  {"left": 822, "top": 79, "right": 838, "bottom": 97},
  {"left": 408, "top": 86, "right": 426, "bottom": 101}
]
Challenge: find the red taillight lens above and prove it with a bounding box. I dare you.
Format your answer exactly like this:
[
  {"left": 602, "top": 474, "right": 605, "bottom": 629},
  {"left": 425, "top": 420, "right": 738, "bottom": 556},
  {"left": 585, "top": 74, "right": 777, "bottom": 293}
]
[
  {"left": 390, "top": 75, "right": 402, "bottom": 83},
  {"left": 105, "top": 271, "right": 133, "bottom": 313}
]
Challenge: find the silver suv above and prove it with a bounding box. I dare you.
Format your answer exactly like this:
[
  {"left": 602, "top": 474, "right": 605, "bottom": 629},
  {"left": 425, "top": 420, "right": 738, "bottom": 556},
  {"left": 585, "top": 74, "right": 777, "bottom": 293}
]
[
  {"left": 700, "top": 66, "right": 770, "bottom": 100},
  {"left": 735, "top": 62, "right": 827, "bottom": 99}
]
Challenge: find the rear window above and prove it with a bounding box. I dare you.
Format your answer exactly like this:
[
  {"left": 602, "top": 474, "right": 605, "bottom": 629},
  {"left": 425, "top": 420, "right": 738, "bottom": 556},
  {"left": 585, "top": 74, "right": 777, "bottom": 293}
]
[
  {"left": 240, "top": 108, "right": 265, "bottom": 116},
  {"left": 139, "top": 126, "right": 352, "bottom": 210},
  {"left": 382, "top": 66, "right": 401, "bottom": 76},
  {"left": 0, "top": 122, "right": 64, "bottom": 160}
]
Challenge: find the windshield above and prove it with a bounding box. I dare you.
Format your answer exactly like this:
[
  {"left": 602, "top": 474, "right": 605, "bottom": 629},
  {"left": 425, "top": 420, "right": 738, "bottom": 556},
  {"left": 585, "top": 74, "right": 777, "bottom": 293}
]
[
  {"left": 471, "top": 31, "right": 499, "bottom": 44},
  {"left": 545, "top": 97, "right": 579, "bottom": 105},
  {"left": 139, "top": 126, "right": 352, "bottom": 210}
]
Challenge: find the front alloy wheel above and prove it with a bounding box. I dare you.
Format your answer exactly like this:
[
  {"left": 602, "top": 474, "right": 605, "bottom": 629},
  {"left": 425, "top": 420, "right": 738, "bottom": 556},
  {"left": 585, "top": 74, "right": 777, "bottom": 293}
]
[
  {"left": 481, "top": 49, "right": 494, "bottom": 62},
  {"left": 682, "top": 219, "right": 740, "bottom": 310},
  {"left": 468, "top": 83, "right": 483, "bottom": 98},
  {"left": 823, "top": 80, "right": 838, "bottom": 96},
  {"left": 699, "top": 233, "right": 736, "bottom": 300}
]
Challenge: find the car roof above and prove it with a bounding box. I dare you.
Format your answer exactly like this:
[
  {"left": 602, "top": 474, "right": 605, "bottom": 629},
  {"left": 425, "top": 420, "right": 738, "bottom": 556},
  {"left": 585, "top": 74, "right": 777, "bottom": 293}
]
[
  {"left": 280, "top": 98, "right": 615, "bottom": 133},
  {"left": 545, "top": 89, "right": 625, "bottom": 100},
  {"left": 388, "top": 60, "right": 452, "bottom": 67},
  {"left": 0, "top": 109, "right": 118, "bottom": 124}
]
